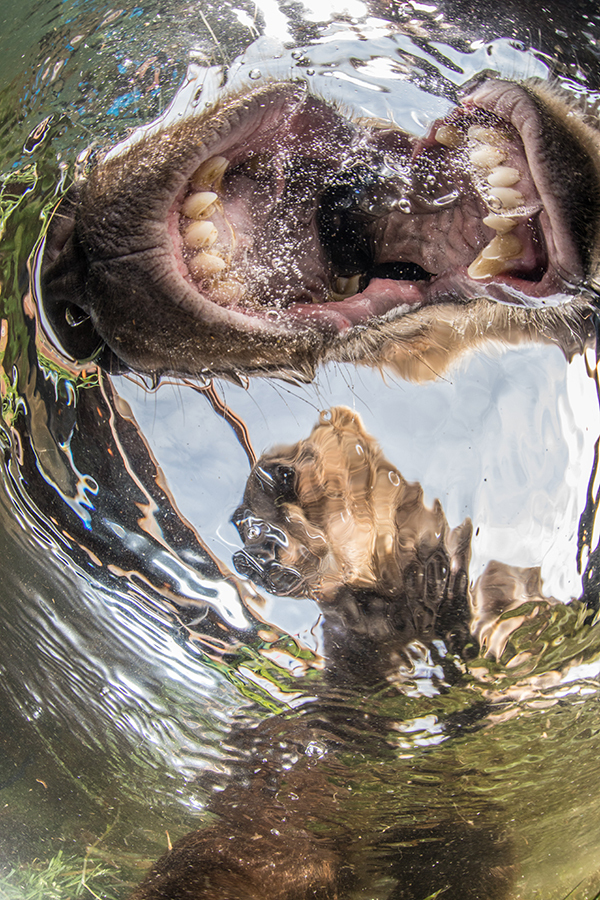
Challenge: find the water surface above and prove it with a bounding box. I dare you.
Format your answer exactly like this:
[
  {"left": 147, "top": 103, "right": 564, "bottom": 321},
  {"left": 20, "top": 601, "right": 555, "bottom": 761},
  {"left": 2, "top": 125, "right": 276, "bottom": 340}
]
[{"left": 2, "top": 1, "right": 600, "bottom": 897}]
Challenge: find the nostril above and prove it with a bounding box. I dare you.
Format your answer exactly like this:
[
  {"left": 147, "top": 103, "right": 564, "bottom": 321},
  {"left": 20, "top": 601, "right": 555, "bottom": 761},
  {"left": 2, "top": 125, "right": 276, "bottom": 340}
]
[{"left": 264, "top": 562, "right": 303, "bottom": 596}]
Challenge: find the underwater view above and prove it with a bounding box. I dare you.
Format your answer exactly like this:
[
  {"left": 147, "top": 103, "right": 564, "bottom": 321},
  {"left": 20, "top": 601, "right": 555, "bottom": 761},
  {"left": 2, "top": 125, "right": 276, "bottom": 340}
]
[{"left": 2, "top": 0, "right": 600, "bottom": 897}]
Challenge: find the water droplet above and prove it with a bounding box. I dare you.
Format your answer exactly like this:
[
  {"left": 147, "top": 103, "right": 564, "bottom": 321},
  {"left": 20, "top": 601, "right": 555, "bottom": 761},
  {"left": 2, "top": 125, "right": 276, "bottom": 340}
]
[
  {"left": 291, "top": 50, "right": 303, "bottom": 59},
  {"left": 305, "top": 741, "right": 326, "bottom": 759},
  {"left": 249, "top": 68, "right": 262, "bottom": 80},
  {"left": 305, "top": 68, "right": 315, "bottom": 76},
  {"left": 320, "top": 409, "right": 332, "bottom": 423},
  {"left": 356, "top": 443, "right": 364, "bottom": 456},
  {"left": 389, "top": 471, "right": 400, "bottom": 486},
  {"left": 398, "top": 198, "right": 411, "bottom": 214}
]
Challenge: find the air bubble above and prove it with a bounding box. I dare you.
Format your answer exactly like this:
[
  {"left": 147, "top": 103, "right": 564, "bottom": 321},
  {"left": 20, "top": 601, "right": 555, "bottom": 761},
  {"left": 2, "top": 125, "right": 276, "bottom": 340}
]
[
  {"left": 320, "top": 409, "right": 332, "bottom": 422},
  {"left": 249, "top": 68, "right": 262, "bottom": 80},
  {"left": 291, "top": 50, "right": 303, "bottom": 59},
  {"left": 398, "top": 199, "right": 411, "bottom": 214},
  {"left": 305, "top": 741, "right": 326, "bottom": 759},
  {"left": 306, "top": 68, "right": 315, "bottom": 76},
  {"left": 389, "top": 471, "right": 400, "bottom": 486}
]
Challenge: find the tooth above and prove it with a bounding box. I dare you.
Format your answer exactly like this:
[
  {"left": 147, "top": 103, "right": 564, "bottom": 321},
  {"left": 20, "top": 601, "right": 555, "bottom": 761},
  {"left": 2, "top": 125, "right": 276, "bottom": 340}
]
[
  {"left": 182, "top": 191, "right": 218, "bottom": 219},
  {"left": 467, "top": 125, "right": 507, "bottom": 146},
  {"left": 189, "top": 251, "right": 227, "bottom": 279},
  {"left": 469, "top": 145, "right": 507, "bottom": 168},
  {"left": 331, "top": 274, "right": 362, "bottom": 300},
  {"left": 467, "top": 254, "right": 511, "bottom": 279},
  {"left": 483, "top": 213, "right": 517, "bottom": 234},
  {"left": 191, "top": 156, "right": 229, "bottom": 189},
  {"left": 213, "top": 279, "right": 244, "bottom": 306},
  {"left": 487, "top": 166, "right": 520, "bottom": 187},
  {"left": 434, "top": 125, "right": 464, "bottom": 148},
  {"left": 481, "top": 233, "right": 523, "bottom": 260},
  {"left": 487, "top": 186, "right": 524, "bottom": 209},
  {"left": 184, "top": 220, "right": 218, "bottom": 249}
]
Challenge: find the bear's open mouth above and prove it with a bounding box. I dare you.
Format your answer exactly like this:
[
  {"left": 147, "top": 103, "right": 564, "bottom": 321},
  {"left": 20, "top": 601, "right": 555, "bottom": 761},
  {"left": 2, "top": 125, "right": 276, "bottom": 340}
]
[
  {"left": 166, "top": 79, "right": 597, "bottom": 333},
  {"left": 40, "top": 77, "right": 600, "bottom": 378}
]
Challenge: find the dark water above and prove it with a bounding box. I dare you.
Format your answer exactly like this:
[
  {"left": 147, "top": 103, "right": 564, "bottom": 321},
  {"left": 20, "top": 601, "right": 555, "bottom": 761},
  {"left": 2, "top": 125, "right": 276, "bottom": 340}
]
[{"left": 2, "top": 1, "right": 600, "bottom": 897}]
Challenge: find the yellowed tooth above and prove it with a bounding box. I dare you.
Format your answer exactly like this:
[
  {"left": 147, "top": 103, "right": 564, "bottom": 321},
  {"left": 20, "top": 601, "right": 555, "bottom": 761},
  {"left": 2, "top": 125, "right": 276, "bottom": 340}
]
[
  {"left": 487, "top": 186, "right": 524, "bottom": 209},
  {"left": 212, "top": 279, "right": 245, "bottom": 306},
  {"left": 331, "top": 274, "right": 362, "bottom": 300},
  {"left": 434, "top": 125, "right": 464, "bottom": 148},
  {"left": 184, "top": 220, "right": 218, "bottom": 249},
  {"left": 482, "top": 213, "right": 517, "bottom": 234},
  {"left": 469, "top": 145, "right": 507, "bottom": 168},
  {"left": 487, "top": 166, "right": 520, "bottom": 187},
  {"left": 189, "top": 251, "right": 227, "bottom": 280},
  {"left": 467, "top": 253, "right": 511, "bottom": 279},
  {"left": 191, "top": 156, "right": 229, "bottom": 189},
  {"left": 181, "top": 191, "right": 218, "bottom": 219},
  {"left": 481, "top": 233, "right": 523, "bottom": 260},
  {"left": 467, "top": 125, "right": 507, "bottom": 146}
]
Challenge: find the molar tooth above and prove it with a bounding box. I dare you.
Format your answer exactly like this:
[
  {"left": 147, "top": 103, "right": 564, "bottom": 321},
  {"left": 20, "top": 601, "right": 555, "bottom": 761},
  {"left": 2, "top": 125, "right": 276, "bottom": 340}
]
[
  {"left": 487, "top": 186, "right": 524, "bottom": 209},
  {"left": 184, "top": 220, "right": 218, "bottom": 249},
  {"left": 191, "top": 156, "right": 229, "bottom": 189},
  {"left": 482, "top": 213, "right": 517, "bottom": 234},
  {"left": 189, "top": 251, "right": 227, "bottom": 280},
  {"left": 469, "top": 145, "right": 507, "bottom": 168},
  {"left": 487, "top": 166, "right": 520, "bottom": 187},
  {"left": 467, "top": 125, "right": 507, "bottom": 146},
  {"left": 182, "top": 191, "right": 218, "bottom": 219},
  {"left": 481, "top": 233, "right": 523, "bottom": 260},
  {"left": 212, "top": 279, "right": 245, "bottom": 306},
  {"left": 434, "top": 125, "right": 464, "bottom": 148},
  {"left": 467, "top": 253, "right": 512, "bottom": 279}
]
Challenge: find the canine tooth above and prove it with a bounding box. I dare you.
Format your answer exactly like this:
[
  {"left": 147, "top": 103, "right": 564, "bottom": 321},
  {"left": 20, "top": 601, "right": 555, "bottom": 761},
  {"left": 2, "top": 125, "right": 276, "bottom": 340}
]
[
  {"left": 331, "top": 274, "right": 362, "bottom": 300},
  {"left": 487, "top": 166, "right": 520, "bottom": 187},
  {"left": 184, "top": 220, "right": 218, "bottom": 249},
  {"left": 191, "top": 156, "right": 229, "bottom": 189},
  {"left": 434, "top": 125, "right": 464, "bottom": 148},
  {"left": 469, "top": 145, "right": 507, "bottom": 168},
  {"left": 182, "top": 191, "right": 218, "bottom": 219},
  {"left": 482, "top": 213, "right": 517, "bottom": 234},
  {"left": 487, "top": 186, "right": 524, "bottom": 209},
  {"left": 189, "top": 251, "right": 227, "bottom": 279},
  {"left": 481, "top": 233, "right": 523, "bottom": 260},
  {"left": 467, "top": 253, "right": 511, "bottom": 279}
]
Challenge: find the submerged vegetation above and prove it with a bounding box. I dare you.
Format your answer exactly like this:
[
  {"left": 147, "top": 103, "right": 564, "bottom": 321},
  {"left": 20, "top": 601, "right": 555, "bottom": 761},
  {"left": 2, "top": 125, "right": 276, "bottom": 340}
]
[{"left": 0, "top": 848, "right": 144, "bottom": 900}]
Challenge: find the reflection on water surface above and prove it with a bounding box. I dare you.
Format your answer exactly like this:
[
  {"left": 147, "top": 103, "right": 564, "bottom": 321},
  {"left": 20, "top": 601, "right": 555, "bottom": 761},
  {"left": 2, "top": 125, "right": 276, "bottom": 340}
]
[{"left": 2, "top": 0, "right": 600, "bottom": 897}]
